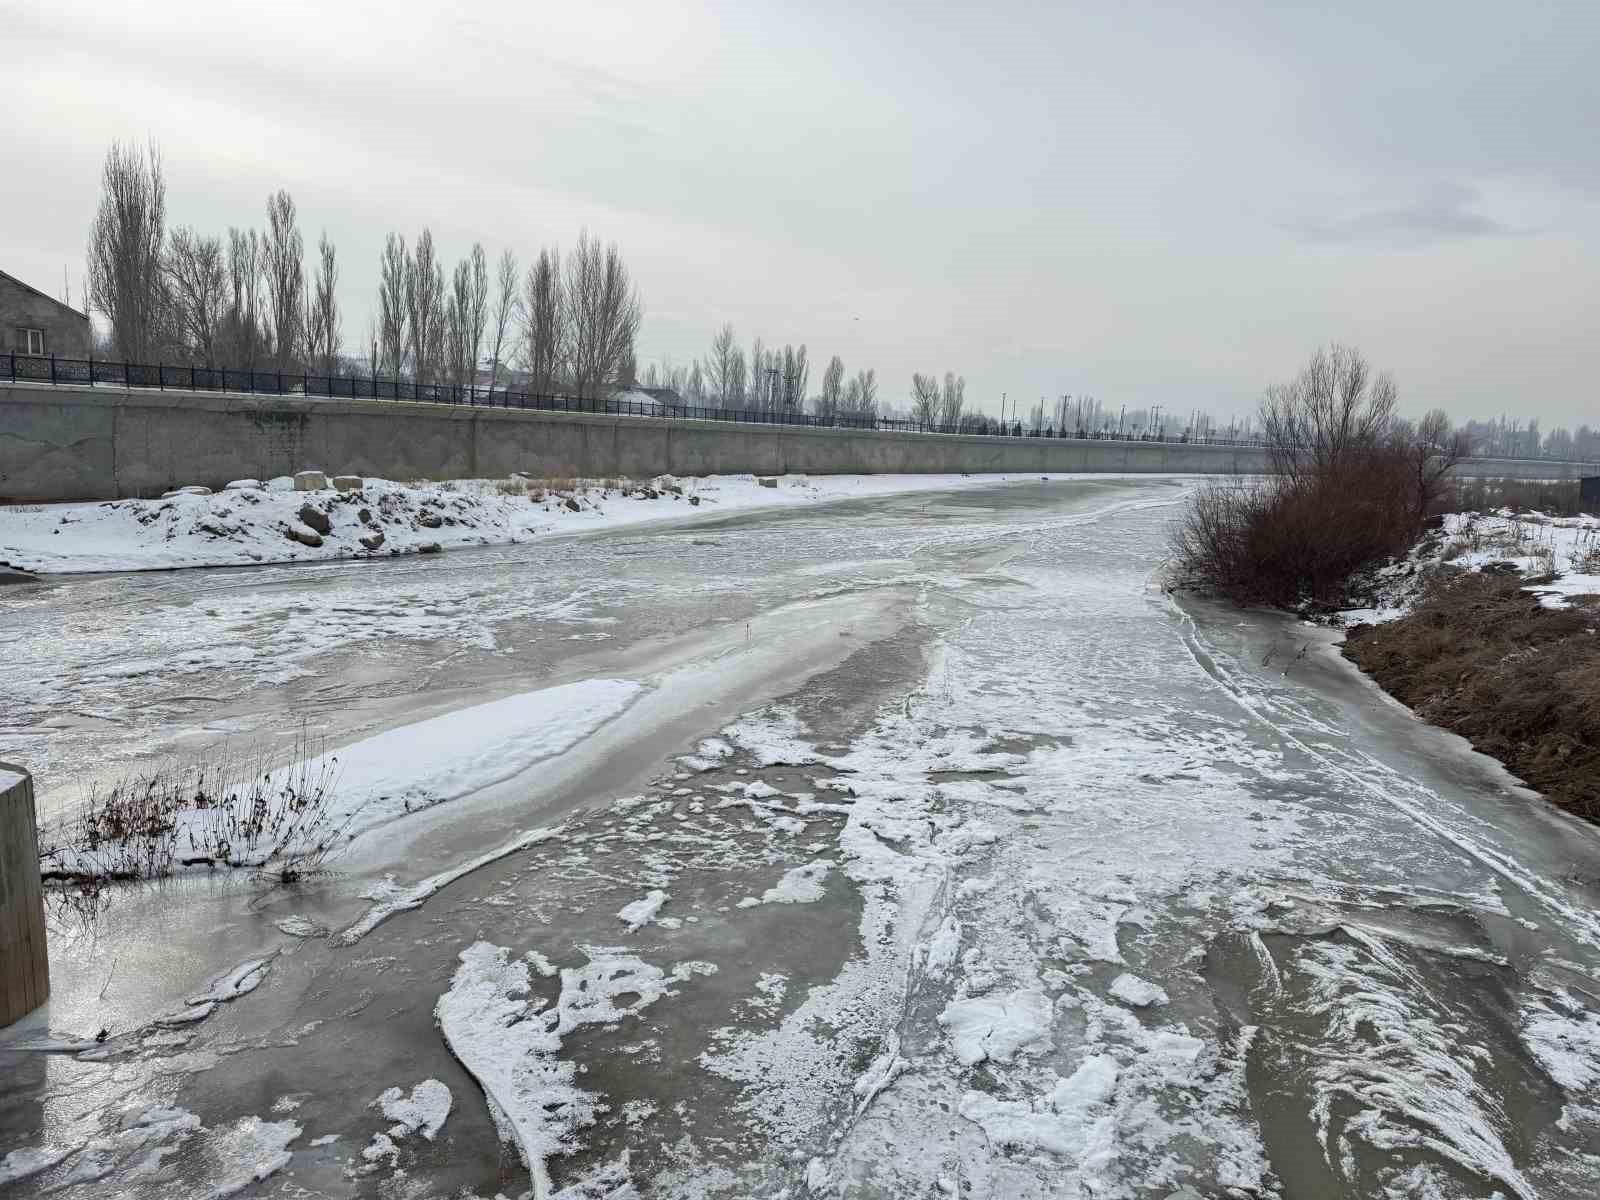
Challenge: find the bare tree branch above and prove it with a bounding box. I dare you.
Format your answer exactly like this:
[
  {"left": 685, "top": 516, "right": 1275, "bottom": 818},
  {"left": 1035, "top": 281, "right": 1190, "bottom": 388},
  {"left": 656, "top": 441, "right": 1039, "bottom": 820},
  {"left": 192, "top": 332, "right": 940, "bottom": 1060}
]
[
  {"left": 487, "top": 249, "right": 519, "bottom": 392},
  {"left": 87, "top": 139, "right": 167, "bottom": 360}
]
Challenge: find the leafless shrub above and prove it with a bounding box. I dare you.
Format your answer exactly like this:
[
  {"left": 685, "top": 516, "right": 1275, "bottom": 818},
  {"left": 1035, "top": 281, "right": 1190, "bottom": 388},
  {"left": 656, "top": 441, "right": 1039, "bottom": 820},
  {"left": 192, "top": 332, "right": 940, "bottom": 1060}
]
[
  {"left": 38, "top": 734, "right": 345, "bottom": 891},
  {"left": 1172, "top": 345, "right": 1431, "bottom": 606}
]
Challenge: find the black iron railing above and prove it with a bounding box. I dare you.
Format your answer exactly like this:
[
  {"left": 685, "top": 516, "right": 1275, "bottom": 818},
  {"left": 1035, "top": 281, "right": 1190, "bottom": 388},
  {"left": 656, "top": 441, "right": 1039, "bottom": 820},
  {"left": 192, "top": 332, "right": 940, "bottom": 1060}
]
[{"left": 2, "top": 351, "right": 1280, "bottom": 447}]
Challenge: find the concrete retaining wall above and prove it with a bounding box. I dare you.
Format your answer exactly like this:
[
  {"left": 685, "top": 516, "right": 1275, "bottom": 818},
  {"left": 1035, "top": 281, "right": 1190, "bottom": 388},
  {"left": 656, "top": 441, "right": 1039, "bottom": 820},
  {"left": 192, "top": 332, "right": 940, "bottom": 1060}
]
[
  {"left": 3, "top": 382, "right": 1595, "bottom": 501},
  {"left": 1, "top": 763, "right": 48, "bottom": 1027}
]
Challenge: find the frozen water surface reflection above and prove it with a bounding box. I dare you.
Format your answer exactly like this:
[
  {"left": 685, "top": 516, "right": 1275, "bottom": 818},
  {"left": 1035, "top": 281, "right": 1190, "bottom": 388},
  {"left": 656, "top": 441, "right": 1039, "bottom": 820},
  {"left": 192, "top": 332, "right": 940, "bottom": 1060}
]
[{"left": 3, "top": 476, "right": 1599, "bottom": 1198}]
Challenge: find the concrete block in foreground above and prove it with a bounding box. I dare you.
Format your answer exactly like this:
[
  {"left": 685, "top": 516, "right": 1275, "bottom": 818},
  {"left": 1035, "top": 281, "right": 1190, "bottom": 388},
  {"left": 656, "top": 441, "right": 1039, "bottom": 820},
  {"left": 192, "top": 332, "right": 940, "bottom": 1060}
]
[{"left": 0, "top": 762, "right": 48, "bottom": 1027}]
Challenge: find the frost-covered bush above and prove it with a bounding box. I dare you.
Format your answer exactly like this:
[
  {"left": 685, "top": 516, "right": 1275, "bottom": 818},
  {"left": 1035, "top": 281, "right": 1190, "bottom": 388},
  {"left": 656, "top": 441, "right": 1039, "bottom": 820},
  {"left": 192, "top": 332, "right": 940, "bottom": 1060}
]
[{"left": 38, "top": 737, "right": 342, "bottom": 887}]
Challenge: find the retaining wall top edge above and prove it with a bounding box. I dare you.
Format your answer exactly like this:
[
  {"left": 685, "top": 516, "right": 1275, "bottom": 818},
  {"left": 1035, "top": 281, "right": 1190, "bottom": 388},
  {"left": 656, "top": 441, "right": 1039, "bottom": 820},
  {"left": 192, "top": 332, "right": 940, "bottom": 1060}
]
[{"left": 2, "top": 382, "right": 1276, "bottom": 453}]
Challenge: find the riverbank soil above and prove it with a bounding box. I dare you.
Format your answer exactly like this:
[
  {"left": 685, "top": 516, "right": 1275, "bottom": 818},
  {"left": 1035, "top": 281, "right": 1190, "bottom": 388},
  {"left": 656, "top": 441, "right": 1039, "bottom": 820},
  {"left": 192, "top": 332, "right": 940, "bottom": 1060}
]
[{"left": 1343, "top": 569, "right": 1600, "bottom": 818}]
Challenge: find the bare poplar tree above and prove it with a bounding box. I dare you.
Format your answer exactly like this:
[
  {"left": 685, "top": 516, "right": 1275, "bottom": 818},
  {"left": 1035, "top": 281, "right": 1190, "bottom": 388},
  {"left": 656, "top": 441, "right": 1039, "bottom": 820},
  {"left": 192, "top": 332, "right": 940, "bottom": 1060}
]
[
  {"left": 844, "top": 368, "right": 878, "bottom": 416},
  {"left": 939, "top": 372, "right": 965, "bottom": 428},
  {"left": 911, "top": 372, "right": 941, "bottom": 426},
  {"left": 748, "top": 337, "right": 767, "bottom": 410},
  {"left": 306, "top": 232, "right": 340, "bottom": 375},
  {"left": 522, "top": 246, "right": 565, "bottom": 394},
  {"left": 262, "top": 190, "right": 304, "bottom": 371},
  {"left": 163, "top": 226, "right": 227, "bottom": 365},
  {"left": 727, "top": 346, "right": 748, "bottom": 409},
  {"left": 563, "top": 231, "right": 642, "bottom": 399},
  {"left": 87, "top": 139, "right": 167, "bottom": 360},
  {"left": 782, "top": 344, "right": 809, "bottom": 410},
  {"left": 221, "top": 228, "right": 266, "bottom": 368},
  {"left": 1259, "top": 344, "right": 1397, "bottom": 483},
  {"left": 446, "top": 259, "right": 470, "bottom": 386},
  {"left": 459, "top": 243, "right": 489, "bottom": 388},
  {"left": 378, "top": 233, "right": 407, "bottom": 376},
  {"left": 487, "top": 249, "right": 519, "bottom": 391},
  {"left": 706, "top": 323, "right": 739, "bottom": 407},
  {"left": 816, "top": 355, "right": 845, "bottom": 420},
  {"left": 405, "top": 229, "right": 445, "bottom": 384}
]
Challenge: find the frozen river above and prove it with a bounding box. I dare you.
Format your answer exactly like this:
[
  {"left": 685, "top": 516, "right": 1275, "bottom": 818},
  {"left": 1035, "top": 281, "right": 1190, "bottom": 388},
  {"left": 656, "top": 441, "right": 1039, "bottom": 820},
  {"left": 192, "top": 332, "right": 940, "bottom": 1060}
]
[{"left": 3, "top": 475, "right": 1599, "bottom": 1198}]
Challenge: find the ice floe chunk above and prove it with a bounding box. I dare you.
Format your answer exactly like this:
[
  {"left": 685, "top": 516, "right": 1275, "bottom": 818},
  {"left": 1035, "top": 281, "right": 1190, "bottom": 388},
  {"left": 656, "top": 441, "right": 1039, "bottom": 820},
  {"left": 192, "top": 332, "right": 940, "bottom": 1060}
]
[
  {"left": 924, "top": 915, "right": 962, "bottom": 979},
  {"left": 736, "top": 860, "right": 831, "bottom": 908},
  {"left": 374, "top": 1079, "right": 452, "bottom": 1140},
  {"left": 938, "top": 988, "right": 1054, "bottom": 1065},
  {"left": 1108, "top": 972, "right": 1168, "bottom": 1008},
  {"left": 617, "top": 890, "right": 670, "bottom": 932},
  {"left": 957, "top": 1054, "right": 1118, "bottom": 1163}
]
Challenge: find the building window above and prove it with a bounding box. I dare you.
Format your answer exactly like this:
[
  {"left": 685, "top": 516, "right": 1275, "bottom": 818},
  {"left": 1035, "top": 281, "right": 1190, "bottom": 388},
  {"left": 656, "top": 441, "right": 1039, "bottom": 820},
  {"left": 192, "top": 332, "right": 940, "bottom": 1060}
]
[{"left": 25, "top": 329, "right": 44, "bottom": 355}]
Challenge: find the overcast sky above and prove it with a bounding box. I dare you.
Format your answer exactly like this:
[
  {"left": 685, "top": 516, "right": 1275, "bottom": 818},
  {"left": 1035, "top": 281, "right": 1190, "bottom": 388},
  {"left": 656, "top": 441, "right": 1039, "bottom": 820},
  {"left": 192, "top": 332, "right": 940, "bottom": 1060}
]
[{"left": 7, "top": 0, "right": 1597, "bottom": 427}]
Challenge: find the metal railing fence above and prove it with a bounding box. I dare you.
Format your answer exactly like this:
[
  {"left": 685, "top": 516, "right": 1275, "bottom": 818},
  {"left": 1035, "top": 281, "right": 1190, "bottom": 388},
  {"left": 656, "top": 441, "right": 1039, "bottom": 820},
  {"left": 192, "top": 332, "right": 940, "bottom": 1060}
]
[{"left": 2, "top": 352, "right": 1278, "bottom": 448}]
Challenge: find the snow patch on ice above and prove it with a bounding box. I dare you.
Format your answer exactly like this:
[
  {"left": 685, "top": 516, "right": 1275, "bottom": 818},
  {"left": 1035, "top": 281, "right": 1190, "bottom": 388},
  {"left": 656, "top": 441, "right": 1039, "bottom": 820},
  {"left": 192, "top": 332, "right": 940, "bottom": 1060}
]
[
  {"left": 315, "top": 679, "right": 642, "bottom": 834},
  {"left": 617, "top": 889, "right": 670, "bottom": 932},
  {"left": 958, "top": 1054, "right": 1119, "bottom": 1161},
  {"left": 374, "top": 1079, "right": 452, "bottom": 1140},
  {"left": 436, "top": 941, "right": 712, "bottom": 1197},
  {"left": 1521, "top": 989, "right": 1600, "bottom": 1092},
  {"left": 1108, "top": 973, "right": 1168, "bottom": 1008},
  {"left": 736, "top": 859, "right": 832, "bottom": 908},
  {"left": 938, "top": 988, "right": 1054, "bottom": 1065}
]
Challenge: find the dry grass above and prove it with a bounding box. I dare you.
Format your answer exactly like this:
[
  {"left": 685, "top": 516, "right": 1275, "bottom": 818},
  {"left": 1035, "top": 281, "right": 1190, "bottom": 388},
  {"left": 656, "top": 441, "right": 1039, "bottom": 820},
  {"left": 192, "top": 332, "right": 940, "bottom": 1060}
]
[
  {"left": 37, "top": 736, "right": 344, "bottom": 888},
  {"left": 1450, "top": 477, "right": 1583, "bottom": 517},
  {"left": 1344, "top": 571, "right": 1600, "bottom": 820}
]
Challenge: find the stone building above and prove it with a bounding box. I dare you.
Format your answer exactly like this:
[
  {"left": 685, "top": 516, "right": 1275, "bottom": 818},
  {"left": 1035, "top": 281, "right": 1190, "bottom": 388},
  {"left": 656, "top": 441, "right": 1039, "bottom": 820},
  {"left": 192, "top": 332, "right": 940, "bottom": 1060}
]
[{"left": 1, "top": 268, "right": 92, "bottom": 358}]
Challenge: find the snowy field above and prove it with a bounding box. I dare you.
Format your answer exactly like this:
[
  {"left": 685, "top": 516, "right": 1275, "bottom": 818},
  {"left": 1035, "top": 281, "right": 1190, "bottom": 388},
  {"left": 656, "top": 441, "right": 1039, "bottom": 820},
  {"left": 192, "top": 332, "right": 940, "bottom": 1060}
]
[
  {"left": 0, "top": 470, "right": 1132, "bottom": 575},
  {"left": 1342, "top": 507, "right": 1600, "bottom": 624}
]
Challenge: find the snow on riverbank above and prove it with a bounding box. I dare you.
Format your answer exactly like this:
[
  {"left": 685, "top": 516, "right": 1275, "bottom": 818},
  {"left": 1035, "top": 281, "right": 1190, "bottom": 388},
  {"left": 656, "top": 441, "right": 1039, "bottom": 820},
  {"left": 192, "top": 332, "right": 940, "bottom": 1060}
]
[
  {"left": 0, "top": 471, "right": 1130, "bottom": 575},
  {"left": 1342, "top": 509, "right": 1600, "bottom": 625}
]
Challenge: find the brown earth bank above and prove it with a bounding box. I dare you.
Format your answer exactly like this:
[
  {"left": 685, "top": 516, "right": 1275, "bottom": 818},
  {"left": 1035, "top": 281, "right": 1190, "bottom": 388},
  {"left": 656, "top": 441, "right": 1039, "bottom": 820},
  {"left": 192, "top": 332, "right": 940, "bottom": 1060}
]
[{"left": 1342, "top": 569, "right": 1600, "bottom": 820}]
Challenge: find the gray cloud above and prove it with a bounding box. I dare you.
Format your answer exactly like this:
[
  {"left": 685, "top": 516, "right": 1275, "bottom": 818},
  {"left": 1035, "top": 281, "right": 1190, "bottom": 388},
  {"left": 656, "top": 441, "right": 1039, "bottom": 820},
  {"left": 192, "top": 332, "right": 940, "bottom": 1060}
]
[
  {"left": 3, "top": 0, "right": 1597, "bottom": 430},
  {"left": 1285, "top": 185, "right": 1518, "bottom": 247}
]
